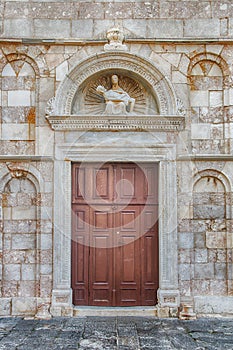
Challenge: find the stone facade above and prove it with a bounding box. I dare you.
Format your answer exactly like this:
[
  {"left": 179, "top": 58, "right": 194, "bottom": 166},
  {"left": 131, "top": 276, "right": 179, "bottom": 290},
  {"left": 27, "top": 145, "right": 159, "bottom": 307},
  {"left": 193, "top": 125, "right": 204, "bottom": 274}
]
[{"left": 0, "top": 1, "right": 233, "bottom": 318}]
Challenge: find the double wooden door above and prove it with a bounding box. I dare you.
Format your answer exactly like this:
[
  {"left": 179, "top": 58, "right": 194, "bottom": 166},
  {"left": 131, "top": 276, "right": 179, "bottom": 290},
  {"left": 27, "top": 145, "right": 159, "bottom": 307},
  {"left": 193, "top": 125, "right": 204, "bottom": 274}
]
[{"left": 71, "top": 162, "right": 159, "bottom": 306}]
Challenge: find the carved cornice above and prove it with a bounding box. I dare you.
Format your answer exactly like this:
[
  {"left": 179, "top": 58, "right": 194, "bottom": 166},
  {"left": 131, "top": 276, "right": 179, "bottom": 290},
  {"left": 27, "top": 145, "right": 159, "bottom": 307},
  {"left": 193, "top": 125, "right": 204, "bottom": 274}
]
[{"left": 46, "top": 115, "right": 185, "bottom": 132}]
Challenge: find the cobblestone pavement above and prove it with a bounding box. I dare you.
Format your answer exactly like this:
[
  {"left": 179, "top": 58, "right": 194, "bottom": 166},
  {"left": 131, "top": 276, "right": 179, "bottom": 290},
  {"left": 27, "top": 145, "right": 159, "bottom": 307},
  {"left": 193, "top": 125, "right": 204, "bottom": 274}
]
[{"left": 0, "top": 316, "right": 232, "bottom": 349}]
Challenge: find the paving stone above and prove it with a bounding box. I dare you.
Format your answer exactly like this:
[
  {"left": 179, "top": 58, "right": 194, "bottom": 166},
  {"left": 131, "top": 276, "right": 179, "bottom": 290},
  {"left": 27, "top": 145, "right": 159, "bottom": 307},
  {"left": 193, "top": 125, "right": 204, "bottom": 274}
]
[{"left": 0, "top": 317, "right": 231, "bottom": 349}]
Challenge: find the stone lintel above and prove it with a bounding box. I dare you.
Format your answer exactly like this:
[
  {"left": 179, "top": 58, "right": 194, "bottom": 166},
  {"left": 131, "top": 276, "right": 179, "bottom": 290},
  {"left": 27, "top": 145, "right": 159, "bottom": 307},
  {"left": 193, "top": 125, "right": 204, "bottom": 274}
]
[{"left": 46, "top": 115, "right": 185, "bottom": 132}]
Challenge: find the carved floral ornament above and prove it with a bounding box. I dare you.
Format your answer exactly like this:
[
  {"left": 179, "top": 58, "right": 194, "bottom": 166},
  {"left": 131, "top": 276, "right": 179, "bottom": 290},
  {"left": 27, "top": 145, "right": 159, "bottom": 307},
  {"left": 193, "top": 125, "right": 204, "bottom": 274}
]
[{"left": 46, "top": 34, "right": 185, "bottom": 132}]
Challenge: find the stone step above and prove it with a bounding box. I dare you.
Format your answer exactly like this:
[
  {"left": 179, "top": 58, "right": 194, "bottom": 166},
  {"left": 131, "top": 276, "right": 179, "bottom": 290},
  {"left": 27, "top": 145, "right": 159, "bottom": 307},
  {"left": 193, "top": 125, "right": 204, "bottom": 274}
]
[{"left": 73, "top": 306, "right": 158, "bottom": 317}]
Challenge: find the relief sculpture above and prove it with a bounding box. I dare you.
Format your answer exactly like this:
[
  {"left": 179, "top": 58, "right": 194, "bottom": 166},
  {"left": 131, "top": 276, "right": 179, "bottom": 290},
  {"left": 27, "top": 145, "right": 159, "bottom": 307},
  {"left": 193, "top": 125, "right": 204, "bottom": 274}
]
[{"left": 96, "top": 74, "right": 135, "bottom": 115}]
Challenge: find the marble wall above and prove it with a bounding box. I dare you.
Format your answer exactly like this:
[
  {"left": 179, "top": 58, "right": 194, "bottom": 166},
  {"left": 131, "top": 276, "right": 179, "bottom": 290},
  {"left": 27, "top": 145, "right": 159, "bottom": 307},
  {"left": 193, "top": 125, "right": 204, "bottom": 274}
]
[{"left": 0, "top": 0, "right": 233, "bottom": 317}]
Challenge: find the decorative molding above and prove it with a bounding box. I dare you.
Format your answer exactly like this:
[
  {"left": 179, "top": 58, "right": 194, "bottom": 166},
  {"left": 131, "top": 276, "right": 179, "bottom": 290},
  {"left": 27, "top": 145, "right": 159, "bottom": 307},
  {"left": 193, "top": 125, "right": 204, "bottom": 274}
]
[
  {"left": 104, "top": 27, "right": 128, "bottom": 52},
  {"left": 52, "top": 142, "right": 180, "bottom": 311},
  {"left": 178, "top": 154, "right": 233, "bottom": 161},
  {"left": 0, "top": 156, "right": 53, "bottom": 161},
  {"left": 54, "top": 52, "right": 178, "bottom": 116},
  {"left": 46, "top": 115, "right": 185, "bottom": 132}
]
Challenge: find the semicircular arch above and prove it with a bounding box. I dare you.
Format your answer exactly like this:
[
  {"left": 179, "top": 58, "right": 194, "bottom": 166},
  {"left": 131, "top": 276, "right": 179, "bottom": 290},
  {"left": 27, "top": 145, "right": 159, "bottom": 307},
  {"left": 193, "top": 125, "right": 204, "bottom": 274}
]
[{"left": 54, "top": 52, "right": 178, "bottom": 116}]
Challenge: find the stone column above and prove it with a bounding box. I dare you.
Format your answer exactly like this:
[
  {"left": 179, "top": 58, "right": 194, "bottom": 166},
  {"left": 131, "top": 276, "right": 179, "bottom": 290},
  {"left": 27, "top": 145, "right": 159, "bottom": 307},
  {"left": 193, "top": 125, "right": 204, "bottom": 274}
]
[
  {"left": 51, "top": 160, "right": 73, "bottom": 316},
  {"left": 157, "top": 160, "right": 180, "bottom": 314}
]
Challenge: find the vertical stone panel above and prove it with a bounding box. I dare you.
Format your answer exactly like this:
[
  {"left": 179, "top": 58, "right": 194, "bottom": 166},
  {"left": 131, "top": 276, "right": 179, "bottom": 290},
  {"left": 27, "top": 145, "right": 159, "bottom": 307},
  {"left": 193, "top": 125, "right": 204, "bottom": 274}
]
[
  {"left": 2, "top": 175, "right": 37, "bottom": 299},
  {"left": 1, "top": 61, "right": 36, "bottom": 144},
  {"left": 189, "top": 58, "right": 225, "bottom": 154},
  {"left": 193, "top": 175, "right": 228, "bottom": 296}
]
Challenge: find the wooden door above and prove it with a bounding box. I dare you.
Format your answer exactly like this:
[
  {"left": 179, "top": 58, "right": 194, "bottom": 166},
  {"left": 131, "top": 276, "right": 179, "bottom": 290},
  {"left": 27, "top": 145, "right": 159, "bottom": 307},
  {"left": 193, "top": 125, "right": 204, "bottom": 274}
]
[{"left": 71, "top": 163, "right": 159, "bottom": 306}]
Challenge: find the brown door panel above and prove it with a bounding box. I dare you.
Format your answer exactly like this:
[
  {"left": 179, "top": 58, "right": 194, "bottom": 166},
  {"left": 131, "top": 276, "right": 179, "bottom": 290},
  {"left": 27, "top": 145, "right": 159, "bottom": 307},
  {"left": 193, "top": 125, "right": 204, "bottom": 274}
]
[{"left": 71, "top": 162, "right": 159, "bottom": 306}]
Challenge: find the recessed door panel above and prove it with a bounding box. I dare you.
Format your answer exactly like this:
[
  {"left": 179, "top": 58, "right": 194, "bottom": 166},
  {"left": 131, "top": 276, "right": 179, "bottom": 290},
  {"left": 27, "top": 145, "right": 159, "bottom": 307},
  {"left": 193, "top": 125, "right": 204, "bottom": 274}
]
[{"left": 71, "top": 163, "right": 159, "bottom": 306}]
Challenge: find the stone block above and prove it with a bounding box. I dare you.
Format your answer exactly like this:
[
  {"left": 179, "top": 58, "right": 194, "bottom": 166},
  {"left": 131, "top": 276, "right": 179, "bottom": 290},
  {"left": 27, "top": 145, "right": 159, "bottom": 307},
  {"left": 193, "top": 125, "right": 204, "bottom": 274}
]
[
  {"left": 133, "top": 2, "right": 159, "bottom": 19},
  {"left": 4, "top": 264, "right": 21, "bottom": 281},
  {"left": 194, "top": 233, "right": 206, "bottom": 248},
  {"left": 194, "top": 296, "right": 233, "bottom": 315},
  {"left": 4, "top": 2, "right": 31, "bottom": 18},
  {"left": 190, "top": 91, "right": 208, "bottom": 107},
  {"left": 3, "top": 207, "right": 11, "bottom": 220},
  {"left": 21, "top": 264, "right": 36, "bottom": 280},
  {"left": 3, "top": 250, "right": 25, "bottom": 264},
  {"left": 2, "top": 281, "right": 18, "bottom": 298},
  {"left": 18, "top": 281, "right": 36, "bottom": 297},
  {"left": 34, "top": 19, "right": 71, "bottom": 38},
  {"left": 72, "top": 19, "right": 93, "bottom": 39},
  {"left": 179, "top": 264, "right": 193, "bottom": 281},
  {"left": 148, "top": 19, "right": 183, "bottom": 38},
  {"left": 195, "top": 249, "right": 208, "bottom": 263},
  {"left": 39, "top": 78, "right": 55, "bottom": 102},
  {"left": 56, "top": 60, "right": 68, "bottom": 82},
  {"left": 31, "top": 2, "right": 74, "bottom": 19},
  {"left": 2, "top": 107, "right": 32, "bottom": 124},
  {"left": 160, "top": 1, "right": 211, "bottom": 19},
  {"left": 179, "top": 232, "right": 194, "bottom": 249},
  {"left": 79, "top": 2, "right": 104, "bottom": 19},
  {"left": 35, "top": 298, "right": 51, "bottom": 320},
  {"left": 36, "top": 126, "right": 54, "bottom": 157},
  {"left": 156, "top": 306, "right": 170, "bottom": 318},
  {"left": 0, "top": 298, "right": 11, "bottom": 316},
  {"left": 228, "top": 19, "right": 233, "bottom": 37},
  {"left": 184, "top": 19, "right": 220, "bottom": 37},
  {"left": 40, "top": 264, "right": 52, "bottom": 274},
  {"left": 206, "top": 231, "right": 227, "bottom": 248},
  {"left": 210, "top": 280, "right": 227, "bottom": 295},
  {"left": 209, "top": 91, "right": 223, "bottom": 107},
  {"left": 12, "top": 297, "right": 37, "bottom": 316},
  {"left": 192, "top": 280, "right": 210, "bottom": 295},
  {"left": 3, "top": 19, "right": 33, "bottom": 38},
  {"left": 194, "top": 263, "right": 214, "bottom": 279},
  {"left": 105, "top": 3, "right": 132, "bottom": 19},
  {"left": 2, "top": 124, "right": 29, "bottom": 141},
  {"left": 214, "top": 263, "right": 227, "bottom": 280},
  {"left": 40, "top": 250, "right": 52, "bottom": 265},
  {"left": 12, "top": 206, "right": 36, "bottom": 220},
  {"left": 191, "top": 126, "right": 211, "bottom": 141},
  {"left": 12, "top": 234, "right": 36, "bottom": 250},
  {"left": 41, "top": 234, "right": 52, "bottom": 250}
]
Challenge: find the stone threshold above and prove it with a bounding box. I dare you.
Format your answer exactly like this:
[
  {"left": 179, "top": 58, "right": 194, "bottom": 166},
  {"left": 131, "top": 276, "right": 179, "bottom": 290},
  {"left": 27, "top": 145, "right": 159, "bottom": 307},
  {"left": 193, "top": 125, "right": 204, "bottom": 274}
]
[{"left": 73, "top": 306, "right": 157, "bottom": 317}]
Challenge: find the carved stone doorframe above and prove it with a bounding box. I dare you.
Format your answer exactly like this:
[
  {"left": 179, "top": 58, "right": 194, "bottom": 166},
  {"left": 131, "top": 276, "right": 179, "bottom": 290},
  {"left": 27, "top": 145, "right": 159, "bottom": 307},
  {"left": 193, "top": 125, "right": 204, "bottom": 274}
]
[{"left": 50, "top": 142, "right": 180, "bottom": 316}]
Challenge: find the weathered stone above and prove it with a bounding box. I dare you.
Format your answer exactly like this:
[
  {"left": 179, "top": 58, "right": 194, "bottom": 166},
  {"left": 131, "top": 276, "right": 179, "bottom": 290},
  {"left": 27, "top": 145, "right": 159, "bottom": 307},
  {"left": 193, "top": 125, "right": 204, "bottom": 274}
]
[
  {"left": 194, "top": 263, "right": 214, "bottom": 279},
  {"left": 12, "top": 234, "right": 36, "bottom": 250},
  {"left": 12, "top": 297, "right": 36, "bottom": 316},
  {"left": 0, "top": 298, "right": 11, "bottom": 316},
  {"left": 179, "top": 233, "right": 194, "bottom": 249},
  {"left": 133, "top": 2, "right": 159, "bottom": 19},
  {"left": 34, "top": 19, "right": 71, "bottom": 38},
  {"left": 206, "top": 232, "right": 227, "bottom": 248},
  {"left": 3, "top": 19, "right": 33, "bottom": 38},
  {"left": 184, "top": 19, "right": 220, "bottom": 37},
  {"left": 4, "top": 264, "right": 21, "bottom": 281},
  {"left": 105, "top": 3, "right": 132, "bottom": 19},
  {"left": 160, "top": 1, "right": 211, "bottom": 19}
]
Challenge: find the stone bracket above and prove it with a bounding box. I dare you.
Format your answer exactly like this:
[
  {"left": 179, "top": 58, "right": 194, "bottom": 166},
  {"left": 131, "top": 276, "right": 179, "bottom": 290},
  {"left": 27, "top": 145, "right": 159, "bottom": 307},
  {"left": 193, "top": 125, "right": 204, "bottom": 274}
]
[{"left": 46, "top": 115, "right": 185, "bottom": 132}]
